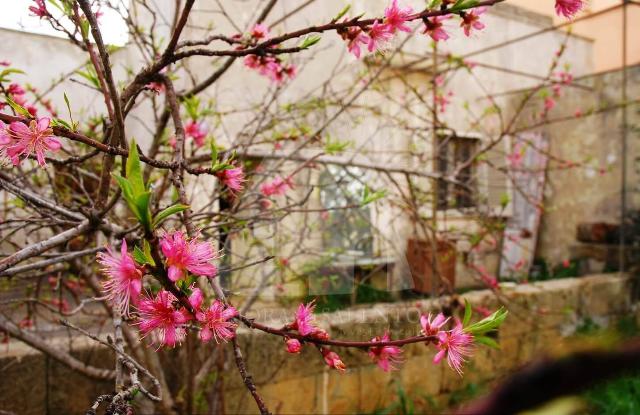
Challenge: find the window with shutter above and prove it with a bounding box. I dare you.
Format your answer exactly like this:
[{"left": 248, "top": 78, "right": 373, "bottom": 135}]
[{"left": 436, "top": 135, "right": 479, "bottom": 211}]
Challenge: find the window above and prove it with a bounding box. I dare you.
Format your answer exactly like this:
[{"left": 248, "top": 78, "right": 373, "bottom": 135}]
[
  {"left": 436, "top": 135, "right": 478, "bottom": 210},
  {"left": 319, "top": 166, "right": 374, "bottom": 257},
  {"left": 0, "top": 1, "right": 129, "bottom": 46}
]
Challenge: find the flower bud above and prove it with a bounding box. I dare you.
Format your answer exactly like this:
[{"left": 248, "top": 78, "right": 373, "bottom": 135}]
[{"left": 285, "top": 338, "right": 302, "bottom": 354}]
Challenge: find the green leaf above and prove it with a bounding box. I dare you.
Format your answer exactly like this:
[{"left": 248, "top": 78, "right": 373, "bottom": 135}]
[
  {"left": 463, "top": 299, "right": 472, "bottom": 327},
  {"left": 133, "top": 246, "right": 149, "bottom": 265},
  {"left": 362, "top": 186, "right": 387, "bottom": 206},
  {"left": 47, "top": 0, "right": 65, "bottom": 13},
  {"left": 126, "top": 139, "right": 145, "bottom": 196},
  {"left": 142, "top": 240, "right": 155, "bottom": 266},
  {"left": 134, "top": 192, "right": 152, "bottom": 231},
  {"left": 450, "top": 0, "right": 480, "bottom": 12},
  {"left": 475, "top": 335, "right": 500, "bottom": 349},
  {"left": 113, "top": 174, "right": 134, "bottom": 204},
  {"left": 500, "top": 193, "right": 511, "bottom": 208},
  {"left": 210, "top": 140, "right": 219, "bottom": 170},
  {"left": 133, "top": 242, "right": 155, "bottom": 266},
  {"left": 113, "top": 173, "right": 141, "bottom": 221},
  {"left": 465, "top": 307, "right": 508, "bottom": 336},
  {"left": 0, "top": 68, "right": 25, "bottom": 83},
  {"left": 324, "top": 137, "right": 350, "bottom": 155},
  {"left": 153, "top": 204, "right": 190, "bottom": 228},
  {"left": 63, "top": 92, "right": 76, "bottom": 131},
  {"left": 80, "top": 18, "right": 90, "bottom": 39},
  {"left": 51, "top": 118, "right": 72, "bottom": 130},
  {"left": 333, "top": 4, "right": 351, "bottom": 21},
  {"left": 183, "top": 95, "right": 201, "bottom": 120},
  {"left": 75, "top": 67, "right": 101, "bottom": 89},
  {"left": 299, "top": 35, "right": 321, "bottom": 50},
  {"left": 5, "top": 96, "right": 32, "bottom": 118}
]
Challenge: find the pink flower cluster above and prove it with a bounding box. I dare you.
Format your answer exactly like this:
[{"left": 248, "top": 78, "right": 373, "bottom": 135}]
[
  {"left": 1, "top": 82, "right": 38, "bottom": 116},
  {"left": 421, "top": 313, "right": 474, "bottom": 376},
  {"left": 185, "top": 120, "right": 208, "bottom": 148},
  {"left": 216, "top": 165, "right": 245, "bottom": 194},
  {"left": 242, "top": 24, "right": 297, "bottom": 84},
  {"left": 368, "top": 332, "right": 403, "bottom": 372},
  {"left": 160, "top": 230, "right": 219, "bottom": 282},
  {"left": 0, "top": 118, "right": 62, "bottom": 167},
  {"left": 137, "top": 287, "right": 237, "bottom": 348},
  {"left": 284, "top": 301, "right": 346, "bottom": 369},
  {"left": 98, "top": 231, "right": 219, "bottom": 314},
  {"left": 284, "top": 303, "right": 477, "bottom": 375},
  {"left": 339, "top": 1, "right": 490, "bottom": 58},
  {"left": 97, "top": 233, "right": 237, "bottom": 347},
  {"left": 555, "top": 0, "right": 585, "bottom": 19},
  {"left": 29, "top": 0, "right": 47, "bottom": 18},
  {"left": 260, "top": 175, "right": 293, "bottom": 197},
  {"left": 97, "top": 240, "right": 143, "bottom": 317}
]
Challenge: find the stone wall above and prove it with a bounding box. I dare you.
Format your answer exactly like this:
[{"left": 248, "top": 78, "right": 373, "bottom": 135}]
[
  {"left": 222, "top": 273, "right": 633, "bottom": 414},
  {"left": 0, "top": 273, "right": 633, "bottom": 414},
  {"left": 529, "top": 65, "right": 640, "bottom": 266}
]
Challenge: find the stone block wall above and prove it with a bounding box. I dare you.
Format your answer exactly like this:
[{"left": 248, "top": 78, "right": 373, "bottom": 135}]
[
  {"left": 0, "top": 273, "right": 634, "bottom": 414},
  {"left": 225, "top": 273, "right": 634, "bottom": 414}
]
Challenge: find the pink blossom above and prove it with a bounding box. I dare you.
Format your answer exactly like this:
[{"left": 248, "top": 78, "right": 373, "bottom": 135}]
[
  {"left": 574, "top": 108, "right": 583, "bottom": 118},
  {"left": 555, "top": 0, "right": 584, "bottom": 19},
  {"left": 244, "top": 55, "right": 296, "bottom": 84},
  {"left": 285, "top": 338, "right": 302, "bottom": 354},
  {"left": 293, "top": 301, "right": 317, "bottom": 336},
  {"left": 433, "top": 320, "right": 474, "bottom": 376},
  {"left": 4, "top": 118, "right": 61, "bottom": 166},
  {"left": 259, "top": 198, "right": 273, "bottom": 210},
  {"left": 268, "top": 63, "right": 298, "bottom": 85},
  {"left": 423, "top": 16, "right": 451, "bottom": 42},
  {"left": 544, "top": 96, "right": 556, "bottom": 111},
  {"left": 260, "top": 175, "right": 293, "bottom": 197},
  {"left": 420, "top": 313, "right": 449, "bottom": 336},
  {"left": 368, "top": 332, "right": 403, "bottom": 372},
  {"left": 196, "top": 300, "right": 238, "bottom": 343},
  {"left": 461, "top": 7, "right": 487, "bottom": 37},
  {"left": 160, "top": 230, "right": 219, "bottom": 281},
  {"left": 217, "top": 166, "right": 245, "bottom": 193},
  {"left": 7, "top": 84, "right": 25, "bottom": 96},
  {"left": 0, "top": 61, "right": 10, "bottom": 67},
  {"left": 243, "top": 54, "right": 262, "bottom": 69},
  {"left": 137, "top": 290, "right": 189, "bottom": 348},
  {"left": 322, "top": 349, "right": 346, "bottom": 372},
  {"left": 189, "top": 288, "right": 204, "bottom": 310},
  {"left": 471, "top": 264, "right": 499, "bottom": 289},
  {"left": 507, "top": 143, "right": 525, "bottom": 169},
  {"left": 0, "top": 121, "right": 10, "bottom": 147},
  {"left": 384, "top": 0, "right": 413, "bottom": 33},
  {"left": 435, "top": 92, "right": 453, "bottom": 113},
  {"left": 250, "top": 23, "right": 270, "bottom": 40},
  {"left": 29, "top": 0, "right": 47, "bottom": 18},
  {"left": 366, "top": 20, "right": 393, "bottom": 53},
  {"left": 557, "top": 71, "right": 574, "bottom": 85},
  {"left": 562, "top": 259, "right": 571, "bottom": 268},
  {"left": 342, "top": 27, "right": 369, "bottom": 59},
  {"left": 184, "top": 121, "right": 208, "bottom": 147},
  {"left": 96, "top": 240, "right": 144, "bottom": 316},
  {"left": 94, "top": 7, "right": 104, "bottom": 21},
  {"left": 146, "top": 82, "right": 165, "bottom": 94}
]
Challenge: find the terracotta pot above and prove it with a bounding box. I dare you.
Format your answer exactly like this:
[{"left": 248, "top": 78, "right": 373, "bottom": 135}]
[{"left": 407, "top": 238, "right": 456, "bottom": 294}]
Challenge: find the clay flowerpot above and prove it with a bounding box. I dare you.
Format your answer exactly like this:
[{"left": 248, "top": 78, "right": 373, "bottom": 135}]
[{"left": 407, "top": 238, "right": 456, "bottom": 294}]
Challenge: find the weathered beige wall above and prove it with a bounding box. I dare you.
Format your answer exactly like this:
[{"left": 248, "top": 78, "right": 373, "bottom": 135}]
[
  {"left": 532, "top": 65, "right": 640, "bottom": 265},
  {"left": 509, "top": 0, "right": 640, "bottom": 73},
  {"left": 221, "top": 273, "right": 632, "bottom": 414},
  {"left": 2, "top": 273, "right": 630, "bottom": 414}
]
